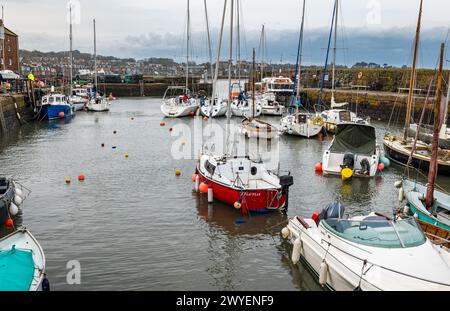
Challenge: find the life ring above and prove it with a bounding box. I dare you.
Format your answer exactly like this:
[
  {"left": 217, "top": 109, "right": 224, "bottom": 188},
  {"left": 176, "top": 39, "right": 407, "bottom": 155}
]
[{"left": 312, "top": 116, "right": 324, "bottom": 126}]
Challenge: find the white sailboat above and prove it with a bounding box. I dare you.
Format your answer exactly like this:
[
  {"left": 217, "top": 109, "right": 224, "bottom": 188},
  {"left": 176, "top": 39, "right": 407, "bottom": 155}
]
[
  {"left": 161, "top": 0, "right": 199, "bottom": 118},
  {"left": 239, "top": 49, "right": 279, "bottom": 140},
  {"left": 282, "top": 203, "right": 450, "bottom": 291},
  {"left": 316, "top": 0, "right": 369, "bottom": 133},
  {"left": 86, "top": 19, "right": 109, "bottom": 112},
  {"left": 280, "top": 0, "right": 324, "bottom": 138}
]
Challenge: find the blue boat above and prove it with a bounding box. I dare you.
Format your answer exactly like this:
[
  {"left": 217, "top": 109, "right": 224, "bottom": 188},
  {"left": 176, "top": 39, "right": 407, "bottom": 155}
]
[{"left": 37, "top": 94, "right": 73, "bottom": 120}]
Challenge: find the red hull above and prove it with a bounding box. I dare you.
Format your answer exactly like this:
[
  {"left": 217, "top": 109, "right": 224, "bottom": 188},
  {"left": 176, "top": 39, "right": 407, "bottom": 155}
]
[{"left": 197, "top": 169, "right": 286, "bottom": 213}]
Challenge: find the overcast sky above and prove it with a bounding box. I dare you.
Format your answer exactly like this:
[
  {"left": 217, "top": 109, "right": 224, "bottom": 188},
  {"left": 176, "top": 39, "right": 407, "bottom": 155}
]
[{"left": 4, "top": 0, "right": 450, "bottom": 67}]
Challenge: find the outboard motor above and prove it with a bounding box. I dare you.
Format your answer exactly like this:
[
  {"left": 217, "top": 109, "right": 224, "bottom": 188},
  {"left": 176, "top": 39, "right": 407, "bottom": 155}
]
[
  {"left": 319, "top": 202, "right": 346, "bottom": 222},
  {"left": 360, "top": 158, "right": 370, "bottom": 175},
  {"left": 342, "top": 153, "right": 355, "bottom": 169},
  {"left": 280, "top": 175, "right": 294, "bottom": 213}
]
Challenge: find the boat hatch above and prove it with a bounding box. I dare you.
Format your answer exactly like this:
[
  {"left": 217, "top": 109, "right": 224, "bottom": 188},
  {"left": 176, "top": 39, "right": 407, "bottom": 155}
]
[
  {"left": 322, "top": 217, "right": 426, "bottom": 248},
  {"left": 298, "top": 114, "right": 307, "bottom": 124},
  {"left": 205, "top": 160, "right": 216, "bottom": 175}
]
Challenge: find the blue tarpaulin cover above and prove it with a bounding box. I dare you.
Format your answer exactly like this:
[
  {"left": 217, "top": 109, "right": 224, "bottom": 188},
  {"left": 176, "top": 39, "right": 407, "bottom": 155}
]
[{"left": 0, "top": 246, "right": 34, "bottom": 291}]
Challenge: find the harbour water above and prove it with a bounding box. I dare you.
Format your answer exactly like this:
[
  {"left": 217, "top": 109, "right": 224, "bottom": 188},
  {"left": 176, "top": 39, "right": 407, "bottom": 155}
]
[{"left": 0, "top": 97, "right": 449, "bottom": 291}]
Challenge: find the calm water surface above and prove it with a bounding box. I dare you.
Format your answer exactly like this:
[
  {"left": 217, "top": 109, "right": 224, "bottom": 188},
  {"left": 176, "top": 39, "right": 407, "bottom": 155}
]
[{"left": 0, "top": 97, "right": 448, "bottom": 290}]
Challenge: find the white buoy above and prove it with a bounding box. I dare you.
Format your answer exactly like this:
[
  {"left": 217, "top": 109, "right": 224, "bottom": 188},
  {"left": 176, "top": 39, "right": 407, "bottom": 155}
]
[
  {"left": 319, "top": 261, "right": 328, "bottom": 286},
  {"left": 281, "top": 227, "right": 290, "bottom": 239},
  {"left": 413, "top": 213, "right": 418, "bottom": 219},
  {"left": 394, "top": 181, "right": 402, "bottom": 188},
  {"left": 14, "top": 194, "right": 23, "bottom": 206},
  {"left": 14, "top": 188, "right": 24, "bottom": 199},
  {"left": 9, "top": 203, "right": 19, "bottom": 216},
  {"left": 207, "top": 187, "right": 214, "bottom": 203},
  {"left": 195, "top": 175, "right": 200, "bottom": 192},
  {"left": 292, "top": 238, "right": 302, "bottom": 264},
  {"left": 398, "top": 187, "right": 404, "bottom": 202}
]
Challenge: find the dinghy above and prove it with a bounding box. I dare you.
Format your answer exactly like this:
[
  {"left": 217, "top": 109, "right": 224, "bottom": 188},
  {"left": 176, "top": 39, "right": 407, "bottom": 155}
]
[
  {"left": 0, "top": 229, "right": 46, "bottom": 291},
  {"left": 0, "top": 177, "right": 27, "bottom": 224},
  {"left": 322, "top": 123, "right": 381, "bottom": 178},
  {"left": 280, "top": 113, "right": 324, "bottom": 138},
  {"left": 282, "top": 202, "right": 450, "bottom": 291}
]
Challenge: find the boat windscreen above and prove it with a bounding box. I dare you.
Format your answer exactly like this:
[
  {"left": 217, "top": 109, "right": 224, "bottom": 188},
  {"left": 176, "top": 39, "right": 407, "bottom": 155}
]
[
  {"left": 323, "top": 218, "right": 426, "bottom": 248},
  {"left": 330, "top": 124, "right": 376, "bottom": 155}
]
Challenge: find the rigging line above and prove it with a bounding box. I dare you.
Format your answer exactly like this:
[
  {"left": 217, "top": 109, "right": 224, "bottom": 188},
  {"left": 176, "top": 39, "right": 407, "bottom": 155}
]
[{"left": 317, "top": 0, "right": 337, "bottom": 108}]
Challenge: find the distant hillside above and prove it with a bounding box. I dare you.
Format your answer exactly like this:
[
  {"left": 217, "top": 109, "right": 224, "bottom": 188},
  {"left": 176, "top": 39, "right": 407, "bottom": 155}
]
[{"left": 19, "top": 49, "right": 136, "bottom": 62}]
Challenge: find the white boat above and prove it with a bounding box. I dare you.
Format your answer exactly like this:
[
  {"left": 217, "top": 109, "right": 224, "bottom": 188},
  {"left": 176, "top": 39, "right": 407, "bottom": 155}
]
[
  {"left": 280, "top": 113, "right": 324, "bottom": 138},
  {"left": 256, "top": 76, "right": 294, "bottom": 98},
  {"left": 86, "top": 96, "right": 110, "bottom": 112},
  {"left": 0, "top": 228, "right": 46, "bottom": 291},
  {"left": 200, "top": 98, "right": 227, "bottom": 118},
  {"left": 161, "top": 87, "right": 199, "bottom": 118},
  {"left": 69, "top": 95, "right": 88, "bottom": 111},
  {"left": 239, "top": 117, "right": 279, "bottom": 140},
  {"left": 231, "top": 99, "right": 262, "bottom": 118},
  {"left": 322, "top": 123, "right": 381, "bottom": 178},
  {"left": 282, "top": 202, "right": 450, "bottom": 291},
  {"left": 259, "top": 93, "right": 285, "bottom": 116}
]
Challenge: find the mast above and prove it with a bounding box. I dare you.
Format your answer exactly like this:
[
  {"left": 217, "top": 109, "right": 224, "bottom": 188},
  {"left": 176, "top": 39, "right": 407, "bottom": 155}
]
[
  {"left": 2, "top": 5, "right": 4, "bottom": 71},
  {"left": 317, "top": 0, "right": 337, "bottom": 106},
  {"left": 236, "top": 0, "right": 241, "bottom": 85},
  {"left": 403, "top": 0, "right": 423, "bottom": 141},
  {"left": 93, "top": 19, "right": 98, "bottom": 92},
  {"left": 331, "top": 0, "right": 338, "bottom": 101},
  {"left": 442, "top": 73, "right": 450, "bottom": 136},
  {"left": 426, "top": 42, "right": 445, "bottom": 208},
  {"left": 203, "top": 0, "right": 214, "bottom": 83},
  {"left": 260, "top": 25, "right": 265, "bottom": 81},
  {"left": 227, "top": 0, "right": 234, "bottom": 105},
  {"left": 186, "top": 0, "right": 190, "bottom": 90},
  {"left": 252, "top": 48, "right": 256, "bottom": 119},
  {"left": 211, "top": 0, "right": 228, "bottom": 101},
  {"left": 69, "top": 4, "right": 73, "bottom": 95},
  {"left": 292, "top": 0, "right": 306, "bottom": 114}
]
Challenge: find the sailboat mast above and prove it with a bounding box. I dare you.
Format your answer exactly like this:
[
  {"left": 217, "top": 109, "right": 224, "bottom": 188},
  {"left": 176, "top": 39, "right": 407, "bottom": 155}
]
[
  {"left": 236, "top": 0, "right": 241, "bottom": 85},
  {"left": 293, "top": 0, "right": 306, "bottom": 114},
  {"left": 252, "top": 48, "right": 256, "bottom": 119},
  {"left": 203, "top": 0, "right": 214, "bottom": 83},
  {"left": 186, "top": 0, "right": 190, "bottom": 90},
  {"left": 212, "top": 0, "right": 228, "bottom": 101},
  {"left": 94, "top": 19, "right": 97, "bottom": 92},
  {"left": 403, "top": 0, "right": 423, "bottom": 141},
  {"left": 69, "top": 4, "right": 73, "bottom": 95},
  {"left": 331, "top": 0, "right": 338, "bottom": 101},
  {"left": 261, "top": 25, "right": 265, "bottom": 82},
  {"left": 426, "top": 42, "right": 445, "bottom": 208},
  {"left": 227, "top": 0, "right": 234, "bottom": 104},
  {"left": 442, "top": 73, "right": 450, "bottom": 134}
]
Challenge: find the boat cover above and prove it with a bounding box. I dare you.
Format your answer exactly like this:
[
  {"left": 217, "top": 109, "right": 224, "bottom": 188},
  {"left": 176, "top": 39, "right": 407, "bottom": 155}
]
[
  {"left": 330, "top": 124, "right": 376, "bottom": 155},
  {"left": 0, "top": 246, "right": 34, "bottom": 291}
]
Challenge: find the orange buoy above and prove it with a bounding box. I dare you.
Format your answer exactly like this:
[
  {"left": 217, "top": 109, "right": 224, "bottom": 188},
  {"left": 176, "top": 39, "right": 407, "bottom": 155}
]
[
  {"left": 78, "top": 175, "right": 85, "bottom": 182},
  {"left": 199, "top": 182, "right": 209, "bottom": 193},
  {"left": 5, "top": 218, "right": 13, "bottom": 227},
  {"left": 189, "top": 111, "right": 195, "bottom": 117},
  {"left": 203, "top": 116, "right": 208, "bottom": 121},
  {"left": 378, "top": 163, "right": 385, "bottom": 171},
  {"left": 191, "top": 174, "right": 198, "bottom": 182},
  {"left": 315, "top": 163, "right": 323, "bottom": 173},
  {"left": 58, "top": 111, "right": 65, "bottom": 118},
  {"left": 160, "top": 122, "right": 166, "bottom": 127}
]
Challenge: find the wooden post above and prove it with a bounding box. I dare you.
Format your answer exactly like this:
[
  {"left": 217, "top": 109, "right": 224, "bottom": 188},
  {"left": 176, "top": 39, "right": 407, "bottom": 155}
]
[{"left": 426, "top": 42, "right": 445, "bottom": 208}]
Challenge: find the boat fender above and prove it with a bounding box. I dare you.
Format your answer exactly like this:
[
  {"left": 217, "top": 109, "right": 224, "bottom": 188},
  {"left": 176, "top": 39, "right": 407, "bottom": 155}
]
[
  {"left": 207, "top": 186, "right": 214, "bottom": 203},
  {"left": 394, "top": 181, "right": 402, "bottom": 188},
  {"left": 398, "top": 187, "right": 404, "bottom": 202},
  {"left": 292, "top": 238, "right": 302, "bottom": 264},
  {"left": 42, "top": 273, "right": 50, "bottom": 291},
  {"left": 403, "top": 204, "right": 410, "bottom": 215},
  {"left": 413, "top": 213, "right": 418, "bottom": 219},
  {"left": 319, "top": 261, "right": 328, "bottom": 286},
  {"left": 194, "top": 175, "right": 200, "bottom": 192},
  {"left": 14, "top": 194, "right": 23, "bottom": 206},
  {"left": 9, "top": 203, "right": 19, "bottom": 216},
  {"left": 14, "top": 187, "right": 24, "bottom": 199},
  {"left": 281, "top": 227, "right": 290, "bottom": 239}
]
